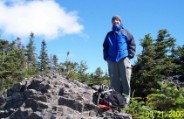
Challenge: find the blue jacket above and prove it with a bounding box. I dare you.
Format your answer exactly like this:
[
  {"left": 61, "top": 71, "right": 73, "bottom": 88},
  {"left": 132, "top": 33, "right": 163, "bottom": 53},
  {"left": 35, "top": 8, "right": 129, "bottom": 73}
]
[{"left": 103, "top": 26, "right": 136, "bottom": 62}]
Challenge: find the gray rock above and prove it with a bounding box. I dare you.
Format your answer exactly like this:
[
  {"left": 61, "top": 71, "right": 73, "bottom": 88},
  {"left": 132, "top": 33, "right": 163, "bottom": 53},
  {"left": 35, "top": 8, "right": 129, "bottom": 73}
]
[
  {"left": 9, "top": 107, "right": 33, "bottom": 119},
  {"left": 27, "top": 79, "right": 42, "bottom": 91},
  {"left": 28, "top": 111, "right": 43, "bottom": 119},
  {"left": 29, "top": 94, "right": 47, "bottom": 102},
  {"left": 58, "top": 96, "right": 84, "bottom": 112},
  {"left": 0, "top": 73, "right": 132, "bottom": 119},
  {"left": 25, "top": 98, "right": 48, "bottom": 112}
]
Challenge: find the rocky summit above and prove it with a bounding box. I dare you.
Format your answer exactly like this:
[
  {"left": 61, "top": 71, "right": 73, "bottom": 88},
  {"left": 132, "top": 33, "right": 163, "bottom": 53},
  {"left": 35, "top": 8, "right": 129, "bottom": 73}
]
[{"left": 0, "top": 74, "right": 132, "bottom": 119}]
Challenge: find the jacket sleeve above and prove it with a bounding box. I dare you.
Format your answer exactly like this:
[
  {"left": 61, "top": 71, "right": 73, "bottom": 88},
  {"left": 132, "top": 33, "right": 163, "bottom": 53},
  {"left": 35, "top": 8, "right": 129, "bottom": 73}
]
[
  {"left": 103, "top": 34, "right": 109, "bottom": 61},
  {"left": 126, "top": 30, "right": 136, "bottom": 59}
]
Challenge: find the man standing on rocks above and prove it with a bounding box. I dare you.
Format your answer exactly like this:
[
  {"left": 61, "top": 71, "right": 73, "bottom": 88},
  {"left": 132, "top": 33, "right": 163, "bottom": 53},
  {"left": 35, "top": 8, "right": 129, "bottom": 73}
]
[{"left": 103, "top": 15, "right": 136, "bottom": 105}]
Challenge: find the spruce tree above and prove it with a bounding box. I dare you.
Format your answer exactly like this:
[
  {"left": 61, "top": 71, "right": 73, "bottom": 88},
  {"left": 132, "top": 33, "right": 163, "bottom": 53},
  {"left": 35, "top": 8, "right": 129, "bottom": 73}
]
[
  {"left": 131, "top": 34, "right": 156, "bottom": 97},
  {"left": 77, "top": 61, "right": 88, "bottom": 82},
  {"left": 52, "top": 54, "right": 58, "bottom": 73},
  {"left": 53, "top": 55, "right": 58, "bottom": 67},
  {"left": 15, "top": 37, "right": 22, "bottom": 49},
  {"left": 38, "top": 40, "right": 49, "bottom": 73},
  {"left": 0, "top": 39, "right": 26, "bottom": 92},
  {"left": 49, "top": 54, "right": 58, "bottom": 73},
  {"left": 154, "top": 29, "right": 177, "bottom": 77},
  {"left": 0, "top": 40, "right": 9, "bottom": 92},
  {"left": 94, "top": 67, "right": 103, "bottom": 78},
  {"left": 26, "top": 33, "right": 37, "bottom": 69},
  {"left": 173, "top": 45, "right": 184, "bottom": 82},
  {"left": 131, "top": 29, "right": 178, "bottom": 97}
]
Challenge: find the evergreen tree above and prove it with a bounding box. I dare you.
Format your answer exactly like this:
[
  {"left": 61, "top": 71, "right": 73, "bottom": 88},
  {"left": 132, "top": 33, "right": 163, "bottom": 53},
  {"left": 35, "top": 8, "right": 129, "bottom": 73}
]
[
  {"left": 77, "top": 61, "right": 88, "bottom": 82},
  {"left": 147, "top": 81, "right": 184, "bottom": 111},
  {"left": 131, "top": 34, "right": 157, "bottom": 97},
  {"left": 26, "top": 33, "right": 37, "bottom": 68},
  {"left": 53, "top": 54, "right": 58, "bottom": 73},
  {"left": 0, "top": 40, "right": 9, "bottom": 50},
  {"left": 66, "top": 61, "right": 79, "bottom": 79},
  {"left": 0, "top": 39, "right": 26, "bottom": 92},
  {"left": 15, "top": 37, "right": 23, "bottom": 49},
  {"left": 49, "top": 54, "right": 59, "bottom": 73},
  {"left": 173, "top": 45, "right": 184, "bottom": 82},
  {"left": 94, "top": 67, "right": 103, "bottom": 78},
  {"left": 154, "top": 29, "right": 177, "bottom": 77},
  {"left": 78, "top": 60, "right": 88, "bottom": 74},
  {"left": 89, "top": 67, "right": 104, "bottom": 85},
  {"left": 131, "top": 29, "right": 178, "bottom": 98},
  {"left": 0, "top": 40, "right": 9, "bottom": 92},
  {"left": 14, "top": 37, "right": 26, "bottom": 71},
  {"left": 53, "top": 54, "right": 58, "bottom": 67},
  {"left": 38, "top": 39, "right": 49, "bottom": 73}
]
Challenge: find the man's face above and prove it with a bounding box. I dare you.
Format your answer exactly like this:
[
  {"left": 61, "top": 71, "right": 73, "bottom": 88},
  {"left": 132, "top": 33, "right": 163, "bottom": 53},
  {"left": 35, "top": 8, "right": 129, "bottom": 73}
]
[{"left": 112, "top": 18, "right": 121, "bottom": 26}]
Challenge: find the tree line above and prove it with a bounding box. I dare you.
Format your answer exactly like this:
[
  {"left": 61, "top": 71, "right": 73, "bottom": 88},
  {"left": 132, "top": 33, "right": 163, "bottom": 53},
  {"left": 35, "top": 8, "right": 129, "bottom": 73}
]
[
  {"left": 0, "top": 33, "right": 107, "bottom": 94},
  {"left": 0, "top": 29, "right": 184, "bottom": 118}
]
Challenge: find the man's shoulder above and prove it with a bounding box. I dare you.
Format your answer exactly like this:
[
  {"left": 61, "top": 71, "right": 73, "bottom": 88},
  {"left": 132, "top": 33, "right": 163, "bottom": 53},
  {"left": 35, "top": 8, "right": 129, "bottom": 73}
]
[
  {"left": 120, "top": 29, "right": 133, "bottom": 37},
  {"left": 120, "top": 29, "right": 129, "bottom": 34}
]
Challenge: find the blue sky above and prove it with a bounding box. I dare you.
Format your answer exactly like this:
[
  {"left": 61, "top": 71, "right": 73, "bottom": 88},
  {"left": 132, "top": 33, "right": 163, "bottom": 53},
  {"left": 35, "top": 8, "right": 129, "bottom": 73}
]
[{"left": 0, "top": 0, "right": 184, "bottom": 73}]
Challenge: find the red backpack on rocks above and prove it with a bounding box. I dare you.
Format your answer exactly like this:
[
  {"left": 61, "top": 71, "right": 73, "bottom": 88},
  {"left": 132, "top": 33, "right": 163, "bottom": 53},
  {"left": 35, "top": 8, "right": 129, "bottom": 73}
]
[{"left": 93, "top": 84, "right": 126, "bottom": 110}]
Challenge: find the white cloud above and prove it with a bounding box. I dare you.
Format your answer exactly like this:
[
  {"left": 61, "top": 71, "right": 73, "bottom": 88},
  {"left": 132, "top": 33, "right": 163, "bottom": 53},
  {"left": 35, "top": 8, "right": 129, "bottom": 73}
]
[{"left": 0, "top": 0, "right": 84, "bottom": 39}]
